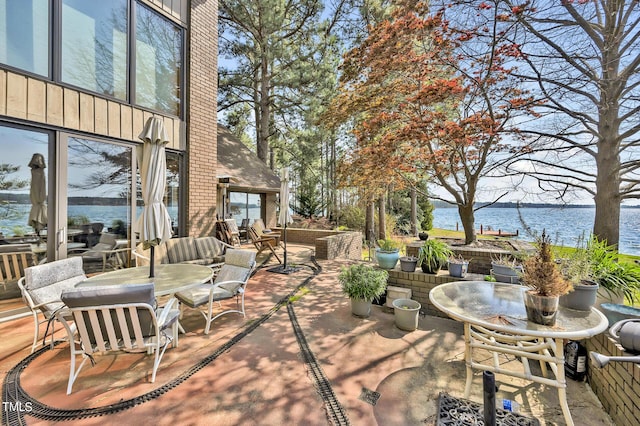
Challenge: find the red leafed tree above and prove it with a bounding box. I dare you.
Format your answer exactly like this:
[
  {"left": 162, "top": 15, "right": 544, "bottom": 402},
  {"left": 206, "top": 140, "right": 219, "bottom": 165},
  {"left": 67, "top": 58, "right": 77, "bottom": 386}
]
[{"left": 325, "top": 1, "right": 536, "bottom": 244}]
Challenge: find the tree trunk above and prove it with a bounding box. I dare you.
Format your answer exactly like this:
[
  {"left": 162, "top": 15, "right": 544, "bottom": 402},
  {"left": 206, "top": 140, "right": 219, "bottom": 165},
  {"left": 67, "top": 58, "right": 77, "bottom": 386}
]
[
  {"left": 594, "top": 124, "right": 621, "bottom": 247},
  {"left": 365, "top": 200, "right": 375, "bottom": 243},
  {"left": 378, "top": 196, "right": 386, "bottom": 240},
  {"left": 458, "top": 203, "right": 476, "bottom": 245},
  {"left": 410, "top": 187, "right": 417, "bottom": 237},
  {"left": 257, "top": 57, "right": 270, "bottom": 163}
]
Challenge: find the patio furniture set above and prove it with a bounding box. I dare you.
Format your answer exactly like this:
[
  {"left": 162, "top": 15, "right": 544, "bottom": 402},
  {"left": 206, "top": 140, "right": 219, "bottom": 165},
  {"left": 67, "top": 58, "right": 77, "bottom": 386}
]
[{"left": 14, "top": 238, "right": 257, "bottom": 394}]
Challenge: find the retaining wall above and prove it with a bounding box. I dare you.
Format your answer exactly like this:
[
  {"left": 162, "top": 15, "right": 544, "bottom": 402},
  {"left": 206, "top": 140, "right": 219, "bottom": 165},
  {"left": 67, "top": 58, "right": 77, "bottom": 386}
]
[{"left": 274, "top": 228, "right": 362, "bottom": 261}]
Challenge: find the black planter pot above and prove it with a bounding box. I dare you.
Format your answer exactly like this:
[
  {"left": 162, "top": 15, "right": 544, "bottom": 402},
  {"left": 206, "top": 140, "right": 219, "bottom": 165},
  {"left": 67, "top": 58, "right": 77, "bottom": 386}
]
[{"left": 420, "top": 259, "right": 444, "bottom": 274}]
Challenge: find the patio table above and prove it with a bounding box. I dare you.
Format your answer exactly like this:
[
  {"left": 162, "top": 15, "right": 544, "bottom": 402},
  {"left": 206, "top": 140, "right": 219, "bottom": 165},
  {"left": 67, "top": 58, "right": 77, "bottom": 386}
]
[
  {"left": 76, "top": 264, "right": 213, "bottom": 297},
  {"left": 429, "top": 280, "right": 608, "bottom": 426}
]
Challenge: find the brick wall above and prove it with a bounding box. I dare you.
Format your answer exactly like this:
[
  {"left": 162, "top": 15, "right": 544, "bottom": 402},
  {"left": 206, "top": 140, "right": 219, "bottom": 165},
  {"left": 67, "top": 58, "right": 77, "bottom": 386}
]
[
  {"left": 185, "top": 0, "right": 218, "bottom": 237},
  {"left": 275, "top": 228, "right": 362, "bottom": 260},
  {"left": 386, "top": 269, "right": 474, "bottom": 317},
  {"left": 586, "top": 333, "right": 640, "bottom": 425}
]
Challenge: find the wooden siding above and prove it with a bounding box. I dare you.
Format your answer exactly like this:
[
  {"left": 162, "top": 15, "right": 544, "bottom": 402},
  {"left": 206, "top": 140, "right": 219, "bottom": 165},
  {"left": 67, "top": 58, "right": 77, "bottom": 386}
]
[{"left": 0, "top": 69, "right": 184, "bottom": 150}]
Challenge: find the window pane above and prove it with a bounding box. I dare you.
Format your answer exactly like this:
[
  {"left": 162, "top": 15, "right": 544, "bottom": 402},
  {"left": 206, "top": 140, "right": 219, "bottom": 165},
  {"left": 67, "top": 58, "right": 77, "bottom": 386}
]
[
  {"left": 67, "top": 138, "right": 132, "bottom": 252},
  {"left": 0, "top": 0, "right": 49, "bottom": 76},
  {"left": 0, "top": 126, "right": 49, "bottom": 239},
  {"left": 61, "top": 0, "right": 127, "bottom": 99},
  {"left": 135, "top": 3, "right": 182, "bottom": 116}
]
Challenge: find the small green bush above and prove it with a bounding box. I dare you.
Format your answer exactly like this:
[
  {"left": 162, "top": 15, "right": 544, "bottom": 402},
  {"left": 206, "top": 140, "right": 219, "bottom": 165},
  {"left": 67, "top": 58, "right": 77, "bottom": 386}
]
[{"left": 339, "top": 264, "right": 388, "bottom": 300}]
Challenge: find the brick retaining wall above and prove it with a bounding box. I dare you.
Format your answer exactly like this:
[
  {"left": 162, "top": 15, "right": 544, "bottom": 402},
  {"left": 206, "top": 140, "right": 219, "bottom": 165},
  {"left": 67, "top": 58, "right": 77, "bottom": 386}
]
[
  {"left": 274, "top": 228, "right": 362, "bottom": 261},
  {"left": 586, "top": 333, "right": 640, "bottom": 425}
]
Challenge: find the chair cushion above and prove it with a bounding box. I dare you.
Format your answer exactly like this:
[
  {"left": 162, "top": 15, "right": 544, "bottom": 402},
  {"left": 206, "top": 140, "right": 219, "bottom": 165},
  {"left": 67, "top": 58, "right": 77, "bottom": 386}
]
[
  {"left": 24, "top": 257, "right": 86, "bottom": 315},
  {"left": 213, "top": 250, "right": 256, "bottom": 293},
  {"left": 61, "top": 283, "right": 157, "bottom": 342},
  {"left": 175, "top": 283, "right": 234, "bottom": 308},
  {"left": 225, "top": 249, "right": 256, "bottom": 269},
  {"left": 194, "top": 237, "right": 224, "bottom": 260},
  {"left": 166, "top": 237, "right": 198, "bottom": 263}
]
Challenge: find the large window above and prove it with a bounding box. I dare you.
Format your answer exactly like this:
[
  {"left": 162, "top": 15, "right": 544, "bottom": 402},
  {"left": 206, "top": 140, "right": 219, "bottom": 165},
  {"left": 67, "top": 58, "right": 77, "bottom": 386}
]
[
  {"left": 0, "top": 126, "right": 50, "bottom": 239},
  {"left": 1, "top": 1, "right": 184, "bottom": 117},
  {"left": 0, "top": 0, "right": 49, "bottom": 76},
  {"left": 61, "top": 0, "right": 128, "bottom": 100},
  {"left": 67, "top": 137, "right": 133, "bottom": 249},
  {"left": 135, "top": 2, "right": 182, "bottom": 116}
]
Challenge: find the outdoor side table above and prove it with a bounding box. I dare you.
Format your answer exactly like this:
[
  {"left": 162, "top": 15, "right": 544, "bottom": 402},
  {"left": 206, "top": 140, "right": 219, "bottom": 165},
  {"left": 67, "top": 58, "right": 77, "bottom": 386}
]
[{"left": 429, "top": 281, "right": 608, "bottom": 426}]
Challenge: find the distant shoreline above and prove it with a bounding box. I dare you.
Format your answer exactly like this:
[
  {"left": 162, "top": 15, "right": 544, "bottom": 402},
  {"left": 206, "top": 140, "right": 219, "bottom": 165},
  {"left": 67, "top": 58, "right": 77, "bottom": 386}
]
[{"left": 433, "top": 201, "right": 640, "bottom": 209}]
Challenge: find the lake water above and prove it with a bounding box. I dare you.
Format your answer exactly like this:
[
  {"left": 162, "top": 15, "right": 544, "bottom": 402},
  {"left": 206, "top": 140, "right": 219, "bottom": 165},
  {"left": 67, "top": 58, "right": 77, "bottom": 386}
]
[
  {"left": 433, "top": 206, "right": 640, "bottom": 255},
  {"left": 4, "top": 204, "right": 640, "bottom": 255}
]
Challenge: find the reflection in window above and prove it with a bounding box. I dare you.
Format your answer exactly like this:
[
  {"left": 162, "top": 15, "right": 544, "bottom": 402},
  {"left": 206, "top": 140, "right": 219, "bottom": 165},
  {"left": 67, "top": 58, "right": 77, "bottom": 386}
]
[
  {"left": 230, "top": 192, "right": 261, "bottom": 225},
  {"left": 67, "top": 138, "right": 132, "bottom": 248},
  {"left": 135, "top": 3, "right": 182, "bottom": 116},
  {"left": 61, "top": 0, "right": 127, "bottom": 99},
  {"left": 0, "top": 0, "right": 49, "bottom": 76},
  {"left": 135, "top": 151, "right": 181, "bottom": 236},
  {"left": 0, "top": 126, "right": 49, "bottom": 238}
]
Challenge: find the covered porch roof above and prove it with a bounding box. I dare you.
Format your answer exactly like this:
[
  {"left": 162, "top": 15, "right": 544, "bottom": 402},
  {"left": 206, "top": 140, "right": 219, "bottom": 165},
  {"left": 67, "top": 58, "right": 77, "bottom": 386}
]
[{"left": 217, "top": 125, "right": 280, "bottom": 193}]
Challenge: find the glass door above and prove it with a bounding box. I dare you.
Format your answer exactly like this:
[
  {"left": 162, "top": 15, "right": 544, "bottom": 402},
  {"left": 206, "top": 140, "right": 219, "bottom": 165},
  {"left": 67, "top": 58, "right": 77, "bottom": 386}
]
[{"left": 62, "top": 135, "right": 134, "bottom": 263}]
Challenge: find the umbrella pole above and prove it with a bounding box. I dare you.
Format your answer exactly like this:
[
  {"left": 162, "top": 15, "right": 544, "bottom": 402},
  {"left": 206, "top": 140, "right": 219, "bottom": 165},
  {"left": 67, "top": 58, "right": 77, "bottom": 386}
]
[
  {"left": 150, "top": 246, "right": 155, "bottom": 278},
  {"left": 283, "top": 223, "right": 287, "bottom": 268}
]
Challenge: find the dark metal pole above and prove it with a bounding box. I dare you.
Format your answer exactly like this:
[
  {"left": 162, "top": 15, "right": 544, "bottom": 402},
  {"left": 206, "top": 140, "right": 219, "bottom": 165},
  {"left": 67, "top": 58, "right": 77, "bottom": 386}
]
[
  {"left": 149, "top": 245, "right": 155, "bottom": 278},
  {"left": 483, "top": 371, "right": 496, "bottom": 426}
]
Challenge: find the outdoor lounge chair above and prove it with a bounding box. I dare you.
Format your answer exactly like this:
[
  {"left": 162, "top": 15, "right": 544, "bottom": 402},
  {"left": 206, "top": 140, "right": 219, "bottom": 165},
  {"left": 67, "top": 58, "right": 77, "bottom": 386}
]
[
  {"left": 224, "top": 219, "right": 242, "bottom": 246},
  {"left": 248, "top": 225, "right": 282, "bottom": 264},
  {"left": 1, "top": 244, "right": 37, "bottom": 299},
  {"left": 57, "top": 283, "right": 179, "bottom": 394},
  {"left": 252, "top": 218, "right": 281, "bottom": 245},
  {"left": 70, "top": 233, "right": 131, "bottom": 272},
  {"left": 18, "top": 257, "right": 87, "bottom": 353},
  {"left": 175, "top": 249, "right": 256, "bottom": 334}
]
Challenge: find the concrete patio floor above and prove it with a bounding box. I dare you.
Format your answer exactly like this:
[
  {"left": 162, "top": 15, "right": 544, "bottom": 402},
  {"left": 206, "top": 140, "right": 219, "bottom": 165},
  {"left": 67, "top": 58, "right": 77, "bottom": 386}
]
[{"left": 1, "top": 244, "right": 615, "bottom": 425}]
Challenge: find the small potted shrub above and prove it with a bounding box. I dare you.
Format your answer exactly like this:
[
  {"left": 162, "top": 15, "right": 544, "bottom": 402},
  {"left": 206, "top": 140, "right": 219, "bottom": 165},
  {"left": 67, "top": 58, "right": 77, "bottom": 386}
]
[
  {"left": 558, "top": 237, "right": 599, "bottom": 311},
  {"left": 491, "top": 254, "right": 524, "bottom": 283},
  {"left": 339, "top": 264, "right": 388, "bottom": 318},
  {"left": 417, "top": 239, "right": 453, "bottom": 274},
  {"left": 448, "top": 254, "right": 470, "bottom": 278},
  {"left": 375, "top": 238, "right": 400, "bottom": 270},
  {"left": 521, "top": 231, "right": 572, "bottom": 326}
]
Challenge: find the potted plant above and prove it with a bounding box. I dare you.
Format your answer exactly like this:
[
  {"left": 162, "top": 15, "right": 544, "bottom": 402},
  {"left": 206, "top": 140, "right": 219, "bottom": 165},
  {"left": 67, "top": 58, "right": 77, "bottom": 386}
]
[
  {"left": 375, "top": 239, "right": 400, "bottom": 270},
  {"left": 339, "top": 264, "right": 388, "bottom": 318},
  {"left": 399, "top": 246, "right": 418, "bottom": 273},
  {"left": 588, "top": 236, "right": 640, "bottom": 308},
  {"left": 417, "top": 239, "right": 453, "bottom": 274},
  {"left": 448, "top": 254, "right": 470, "bottom": 278},
  {"left": 558, "top": 237, "right": 599, "bottom": 311},
  {"left": 520, "top": 231, "right": 572, "bottom": 326},
  {"left": 491, "top": 254, "right": 524, "bottom": 283},
  {"left": 392, "top": 298, "right": 421, "bottom": 331}
]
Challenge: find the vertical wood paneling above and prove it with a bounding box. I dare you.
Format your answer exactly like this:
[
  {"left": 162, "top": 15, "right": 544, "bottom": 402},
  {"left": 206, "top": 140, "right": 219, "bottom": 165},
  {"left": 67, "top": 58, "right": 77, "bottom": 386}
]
[
  {"left": 6, "top": 73, "right": 28, "bottom": 119},
  {"left": 46, "top": 83, "right": 64, "bottom": 126},
  {"left": 107, "top": 101, "right": 121, "bottom": 137},
  {"left": 63, "top": 88, "right": 80, "bottom": 129},
  {"left": 163, "top": 117, "right": 174, "bottom": 148},
  {"left": 0, "top": 70, "right": 7, "bottom": 116},
  {"left": 120, "top": 105, "right": 133, "bottom": 140},
  {"left": 79, "top": 93, "right": 95, "bottom": 132},
  {"left": 27, "top": 78, "right": 46, "bottom": 123},
  {"left": 132, "top": 108, "right": 144, "bottom": 139},
  {"left": 94, "top": 98, "right": 108, "bottom": 135}
]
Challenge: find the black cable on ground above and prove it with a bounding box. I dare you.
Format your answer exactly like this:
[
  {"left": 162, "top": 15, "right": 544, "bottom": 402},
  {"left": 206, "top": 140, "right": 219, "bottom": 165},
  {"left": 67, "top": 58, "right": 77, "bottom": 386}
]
[{"left": 2, "top": 259, "right": 320, "bottom": 425}]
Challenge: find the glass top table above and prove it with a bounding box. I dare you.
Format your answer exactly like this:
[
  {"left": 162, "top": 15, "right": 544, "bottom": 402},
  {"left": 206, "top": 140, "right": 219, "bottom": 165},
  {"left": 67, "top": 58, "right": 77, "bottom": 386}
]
[
  {"left": 430, "top": 281, "right": 608, "bottom": 426},
  {"left": 77, "top": 264, "right": 213, "bottom": 297}
]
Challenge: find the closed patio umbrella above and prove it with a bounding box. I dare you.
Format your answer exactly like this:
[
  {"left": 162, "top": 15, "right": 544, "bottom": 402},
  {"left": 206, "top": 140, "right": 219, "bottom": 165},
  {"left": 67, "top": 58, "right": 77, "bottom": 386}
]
[
  {"left": 269, "top": 168, "right": 298, "bottom": 274},
  {"left": 137, "top": 117, "right": 172, "bottom": 277},
  {"left": 27, "top": 153, "right": 47, "bottom": 238}
]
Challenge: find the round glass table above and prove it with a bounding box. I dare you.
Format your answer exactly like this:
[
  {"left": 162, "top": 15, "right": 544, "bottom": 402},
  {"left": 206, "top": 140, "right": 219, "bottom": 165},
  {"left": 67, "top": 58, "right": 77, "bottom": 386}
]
[{"left": 430, "top": 281, "right": 608, "bottom": 426}]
